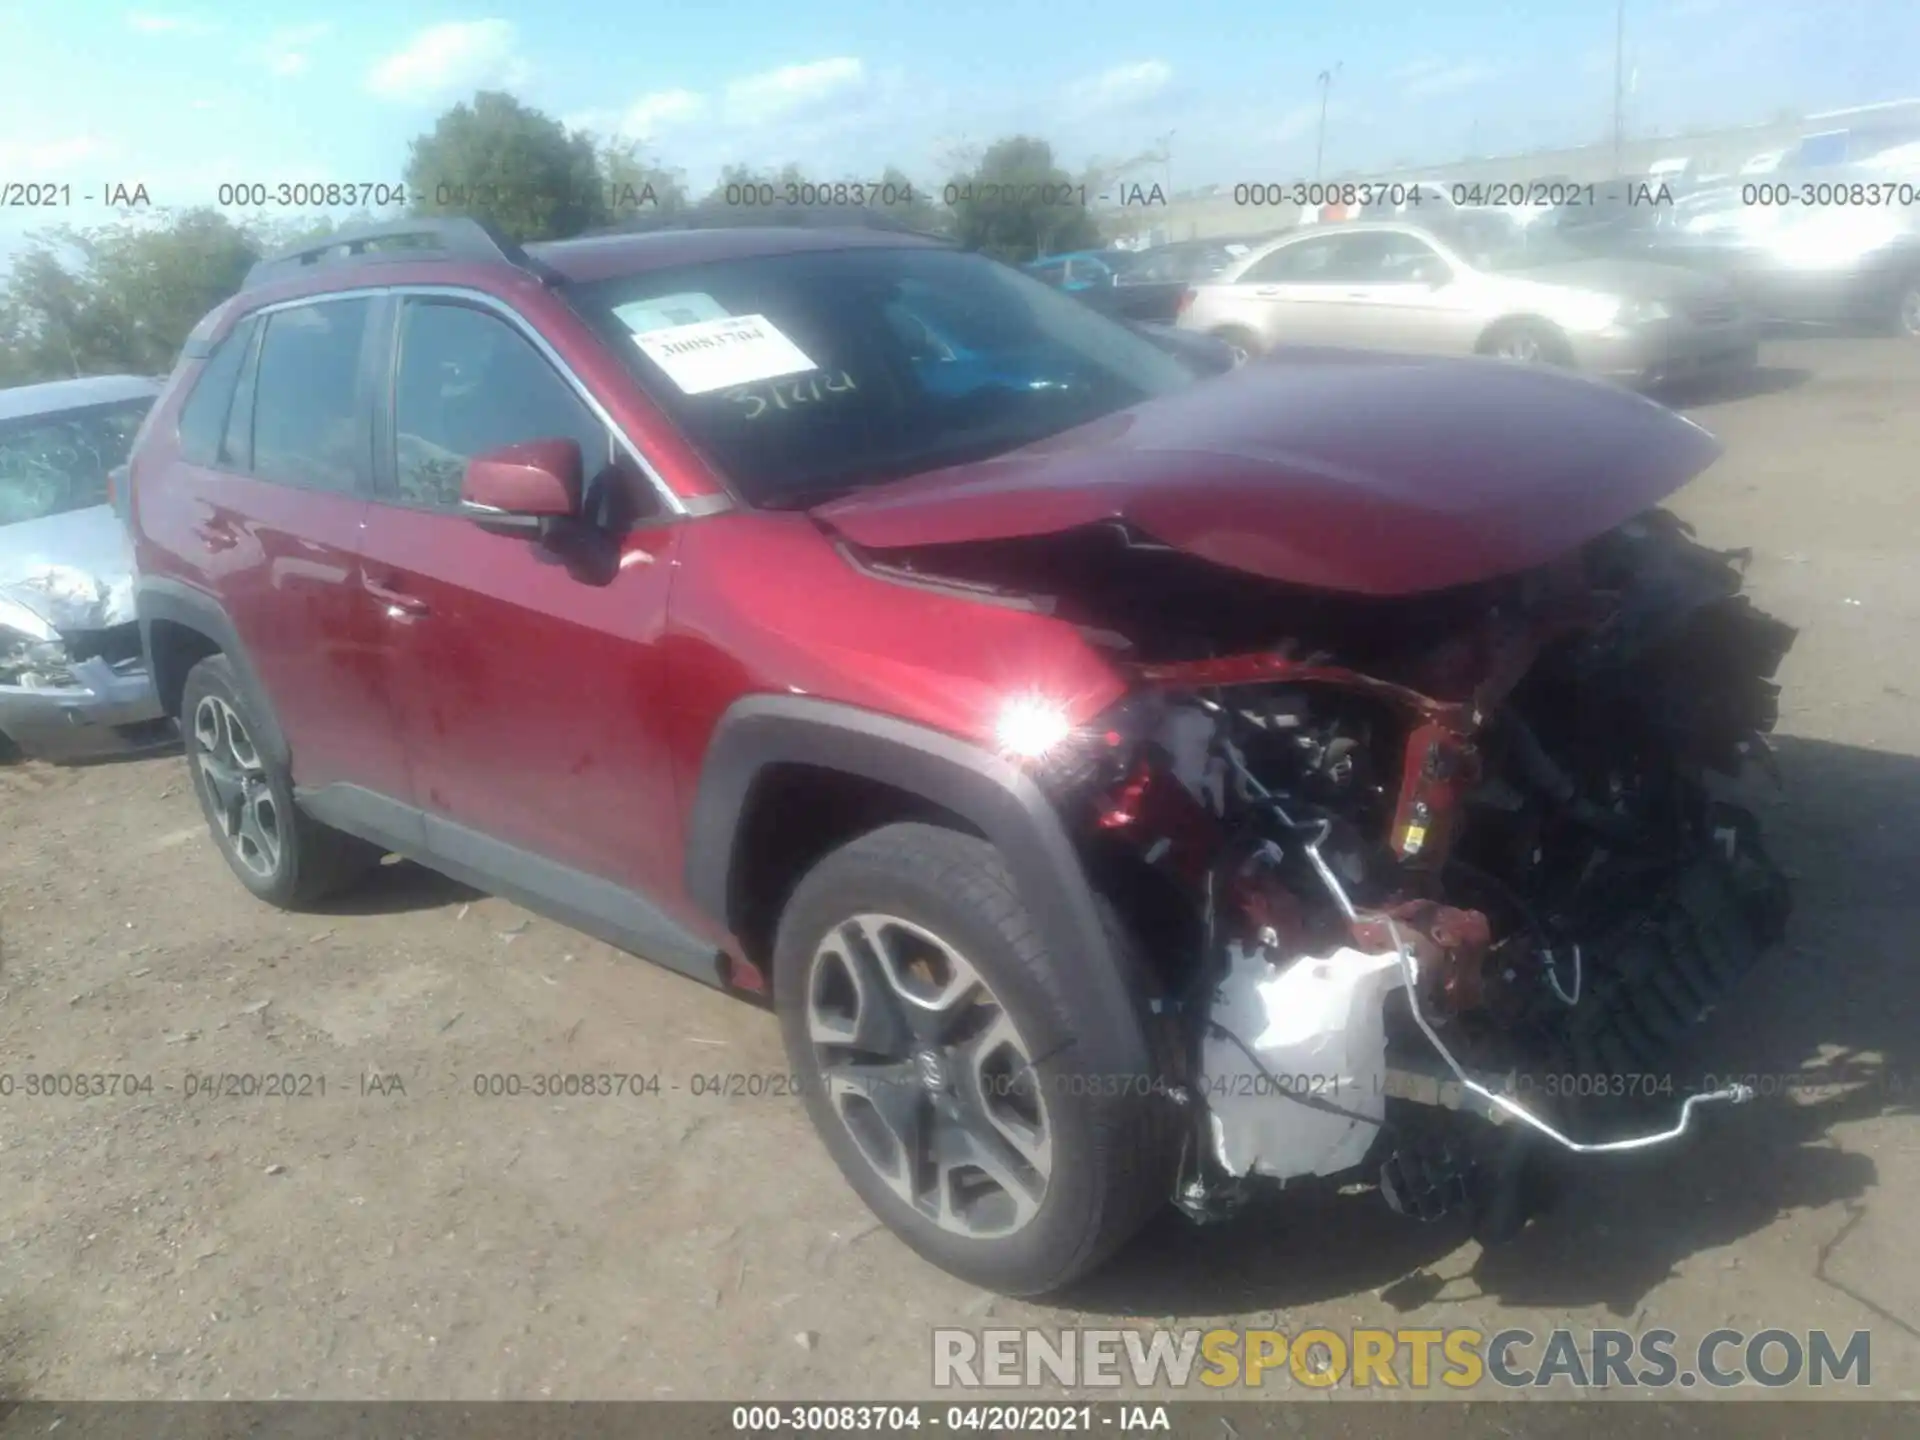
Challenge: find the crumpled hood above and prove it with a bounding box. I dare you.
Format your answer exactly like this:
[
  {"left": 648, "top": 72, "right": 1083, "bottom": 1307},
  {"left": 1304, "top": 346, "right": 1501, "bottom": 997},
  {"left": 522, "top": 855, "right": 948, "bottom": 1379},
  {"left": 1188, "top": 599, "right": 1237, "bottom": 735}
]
[
  {"left": 0, "top": 504, "right": 138, "bottom": 633},
  {"left": 814, "top": 349, "right": 1723, "bottom": 597}
]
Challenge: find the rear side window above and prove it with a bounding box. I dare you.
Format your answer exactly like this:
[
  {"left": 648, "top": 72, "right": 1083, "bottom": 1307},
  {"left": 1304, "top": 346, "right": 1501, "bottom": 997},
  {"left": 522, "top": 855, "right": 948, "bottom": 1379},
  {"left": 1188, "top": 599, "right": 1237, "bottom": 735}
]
[
  {"left": 176, "top": 318, "right": 254, "bottom": 467},
  {"left": 250, "top": 299, "right": 373, "bottom": 493}
]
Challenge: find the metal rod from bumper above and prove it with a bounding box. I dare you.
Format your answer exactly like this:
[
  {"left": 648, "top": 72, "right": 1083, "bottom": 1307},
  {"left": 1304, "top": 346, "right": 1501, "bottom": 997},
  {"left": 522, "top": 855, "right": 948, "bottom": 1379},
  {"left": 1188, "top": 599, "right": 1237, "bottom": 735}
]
[
  {"left": 1385, "top": 924, "right": 1752, "bottom": 1153},
  {"left": 1223, "top": 739, "right": 1754, "bottom": 1153}
]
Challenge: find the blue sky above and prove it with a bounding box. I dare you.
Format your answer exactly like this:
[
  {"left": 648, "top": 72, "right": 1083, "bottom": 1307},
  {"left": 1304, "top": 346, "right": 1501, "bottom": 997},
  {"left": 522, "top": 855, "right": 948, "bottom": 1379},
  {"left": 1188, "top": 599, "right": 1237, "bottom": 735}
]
[{"left": 0, "top": 0, "right": 1914, "bottom": 260}]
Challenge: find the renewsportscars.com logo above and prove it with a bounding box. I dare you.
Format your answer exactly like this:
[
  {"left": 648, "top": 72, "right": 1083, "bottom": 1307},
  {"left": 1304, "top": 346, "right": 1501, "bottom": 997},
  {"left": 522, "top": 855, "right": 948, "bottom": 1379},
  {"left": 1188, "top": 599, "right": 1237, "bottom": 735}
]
[{"left": 931, "top": 1326, "right": 1872, "bottom": 1391}]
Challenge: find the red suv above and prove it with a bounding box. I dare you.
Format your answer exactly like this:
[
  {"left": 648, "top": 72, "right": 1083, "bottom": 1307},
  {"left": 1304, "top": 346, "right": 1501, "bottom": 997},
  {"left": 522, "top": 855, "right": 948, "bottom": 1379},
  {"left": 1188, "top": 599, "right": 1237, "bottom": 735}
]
[{"left": 130, "top": 218, "right": 1794, "bottom": 1295}]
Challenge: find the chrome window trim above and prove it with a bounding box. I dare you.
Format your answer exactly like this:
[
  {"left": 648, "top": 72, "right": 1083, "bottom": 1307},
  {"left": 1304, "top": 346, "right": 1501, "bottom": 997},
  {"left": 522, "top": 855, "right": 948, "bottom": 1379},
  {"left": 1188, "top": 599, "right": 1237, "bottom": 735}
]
[{"left": 239, "top": 284, "right": 717, "bottom": 518}]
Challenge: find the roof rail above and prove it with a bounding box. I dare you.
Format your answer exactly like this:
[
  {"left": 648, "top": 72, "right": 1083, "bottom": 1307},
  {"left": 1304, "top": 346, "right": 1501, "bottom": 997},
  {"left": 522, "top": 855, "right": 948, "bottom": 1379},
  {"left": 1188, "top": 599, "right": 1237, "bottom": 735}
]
[
  {"left": 242, "top": 216, "right": 560, "bottom": 290},
  {"left": 576, "top": 206, "right": 955, "bottom": 245}
]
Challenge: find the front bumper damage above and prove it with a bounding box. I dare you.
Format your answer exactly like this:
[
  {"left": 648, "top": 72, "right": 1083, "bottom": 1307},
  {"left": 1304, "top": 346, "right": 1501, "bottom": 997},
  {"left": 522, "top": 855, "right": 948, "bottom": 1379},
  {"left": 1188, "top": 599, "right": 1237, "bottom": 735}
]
[
  {"left": 1004, "top": 509, "right": 1796, "bottom": 1235},
  {"left": 0, "top": 566, "right": 170, "bottom": 762}
]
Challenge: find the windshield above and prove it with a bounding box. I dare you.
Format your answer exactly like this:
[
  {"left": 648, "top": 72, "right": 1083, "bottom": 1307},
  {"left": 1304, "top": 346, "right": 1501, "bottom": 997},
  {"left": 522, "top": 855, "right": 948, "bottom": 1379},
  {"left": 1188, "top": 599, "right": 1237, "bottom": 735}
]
[
  {"left": 0, "top": 398, "right": 151, "bottom": 527},
  {"left": 572, "top": 245, "right": 1196, "bottom": 508}
]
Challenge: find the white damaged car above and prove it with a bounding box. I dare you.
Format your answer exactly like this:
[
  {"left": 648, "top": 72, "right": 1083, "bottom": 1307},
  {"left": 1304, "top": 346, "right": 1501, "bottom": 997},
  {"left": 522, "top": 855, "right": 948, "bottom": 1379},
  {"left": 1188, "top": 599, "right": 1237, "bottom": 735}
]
[{"left": 0, "top": 375, "right": 172, "bottom": 762}]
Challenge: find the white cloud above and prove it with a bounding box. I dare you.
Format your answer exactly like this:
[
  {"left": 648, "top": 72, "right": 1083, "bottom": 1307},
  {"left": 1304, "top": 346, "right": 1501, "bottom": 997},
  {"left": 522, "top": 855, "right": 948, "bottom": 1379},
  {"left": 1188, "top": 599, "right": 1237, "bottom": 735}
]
[
  {"left": 126, "top": 13, "right": 217, "bottom": 35},
  {"left": 616, "top": 88, "right": 706, "bottom": 137},
  {"left": 1066, "top": 61, "right": 1173, "bottom": 114},
  {"left": 564, "top": 89, "right": 707, "bottom": 143},
  {"left": 262, "top": 22, "right": 333, "bottom": 78},
  {"left": 723, "top": 57, "right": 865, "bottom": 125},
  {"left": 1398, "top": 60, "right": 1497, "bottom": 101},
  {"left": 366, "top": 20, "right": 528, "bottom": 102}
]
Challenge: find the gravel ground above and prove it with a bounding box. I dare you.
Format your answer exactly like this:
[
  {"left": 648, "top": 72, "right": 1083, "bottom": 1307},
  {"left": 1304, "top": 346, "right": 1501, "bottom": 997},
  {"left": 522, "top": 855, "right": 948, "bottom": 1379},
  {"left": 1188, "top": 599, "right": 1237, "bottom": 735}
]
[{"left": 2, "top": 335, "right": 1918, "bottom": 1404}]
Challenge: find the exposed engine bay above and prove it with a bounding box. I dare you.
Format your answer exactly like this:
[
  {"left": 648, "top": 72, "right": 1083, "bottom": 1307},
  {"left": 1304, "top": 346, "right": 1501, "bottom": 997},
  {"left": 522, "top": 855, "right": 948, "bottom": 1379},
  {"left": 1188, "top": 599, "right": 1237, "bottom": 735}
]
[{"left": 860, "top": 507, "right": 1796, "bottom": 1236}]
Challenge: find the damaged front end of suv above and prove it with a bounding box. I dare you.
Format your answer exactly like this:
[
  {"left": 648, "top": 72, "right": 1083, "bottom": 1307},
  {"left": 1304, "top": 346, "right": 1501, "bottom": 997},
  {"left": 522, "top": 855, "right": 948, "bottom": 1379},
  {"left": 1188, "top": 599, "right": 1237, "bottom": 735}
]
[{"left": 817, "top": 360, "right": 1795, "bottom": 1239}]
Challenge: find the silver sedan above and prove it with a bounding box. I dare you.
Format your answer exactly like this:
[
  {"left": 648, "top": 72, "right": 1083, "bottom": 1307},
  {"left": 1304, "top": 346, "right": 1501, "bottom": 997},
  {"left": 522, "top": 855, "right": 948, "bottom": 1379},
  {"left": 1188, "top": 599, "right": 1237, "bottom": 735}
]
[{"left": 1175, "top": 217, "right": 1759, "bottom": 388}]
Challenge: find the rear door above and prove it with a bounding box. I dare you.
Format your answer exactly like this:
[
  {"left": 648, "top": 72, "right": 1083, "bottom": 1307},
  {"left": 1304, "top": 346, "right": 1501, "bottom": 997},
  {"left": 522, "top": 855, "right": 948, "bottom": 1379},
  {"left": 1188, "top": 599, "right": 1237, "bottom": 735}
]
[
  {"left": 354, "top": 291, "right": 684, "bottom": 900},
  {"left": 156, "top": 295, "right": 412, "bottom": 806},
  {"left": 1230, "top": 232, "right": 1381, "bottom": 346}
]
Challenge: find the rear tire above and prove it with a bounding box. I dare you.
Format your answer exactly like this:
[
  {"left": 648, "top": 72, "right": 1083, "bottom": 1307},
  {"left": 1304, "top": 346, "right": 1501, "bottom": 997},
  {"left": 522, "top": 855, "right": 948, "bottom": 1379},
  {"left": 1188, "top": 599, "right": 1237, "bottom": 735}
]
[
  {"left": 774, "top": 822, "right": 1179, "bottom": 1296},
  {"left": 180, "top": 654, "right": 380, "bottom": 909}
]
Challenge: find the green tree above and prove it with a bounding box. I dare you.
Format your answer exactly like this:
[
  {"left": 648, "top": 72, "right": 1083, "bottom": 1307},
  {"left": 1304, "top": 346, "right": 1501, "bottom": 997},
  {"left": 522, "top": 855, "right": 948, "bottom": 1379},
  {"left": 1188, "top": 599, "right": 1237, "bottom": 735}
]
[
  {"left": 0, "top": 208, "right": 258, "bottom": 383},
  {"left": 405, "top": 91, "right": 607, "bottom": 242},
  {"left": 595, "top": 137, "right": 689, "bottom": 223},
  {"left": 690, "top": 162, "right": 821, "bottom": 225},
  {"left": 947, "top": 136, "right": 1099, "bottom": 261},
  {"left": 867, "top": 165, "right": 949, "bottom": 233}
]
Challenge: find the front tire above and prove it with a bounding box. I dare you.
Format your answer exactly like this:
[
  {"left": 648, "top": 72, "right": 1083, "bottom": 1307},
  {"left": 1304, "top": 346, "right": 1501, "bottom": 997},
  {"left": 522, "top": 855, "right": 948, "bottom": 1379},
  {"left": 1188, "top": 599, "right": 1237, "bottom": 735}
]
[
  {"left": 181, "top": 654, "right": 379, "bottom": 908},
  {"left": 1480, "top": 317, "right": 1572, "bottom": 366},
  {"left": 1210, "top": 325, "right": 1261, "bottom": 363},
  {"left": 774, "top": 823, "right": 1177, "bottom": 1296},
  {"left": 1888, "top": 270, "right": 1920, "bottom": 338}
]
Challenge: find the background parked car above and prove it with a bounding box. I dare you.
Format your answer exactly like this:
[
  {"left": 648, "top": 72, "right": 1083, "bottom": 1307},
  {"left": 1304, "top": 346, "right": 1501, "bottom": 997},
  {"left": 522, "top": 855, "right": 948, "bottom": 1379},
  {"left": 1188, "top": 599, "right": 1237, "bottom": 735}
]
[
  {"left": 0, "top": 375, "right": 171, "bottom": 763},
  {"left": 1022, "top": 250, "right": 1128, "bottom": 293},
  {"left": 1544, "top": 178, "right": 1920, "bottom": 337},
  {"left": 1175, "top": 217, "right": 1758, "bottom": 387},
  {"left": 1069, "top": 236, "right": 1285, "bottom": 323}
]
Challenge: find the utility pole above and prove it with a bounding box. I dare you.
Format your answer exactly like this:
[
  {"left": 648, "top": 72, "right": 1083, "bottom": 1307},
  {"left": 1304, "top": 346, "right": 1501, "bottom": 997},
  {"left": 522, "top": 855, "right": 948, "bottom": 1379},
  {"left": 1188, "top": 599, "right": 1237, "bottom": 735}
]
[
  {"left": 1611, "top": 0, "right": 1626, "bottom": 168},
  {"left": 1315, "top": 64, "right": 1341, "bottom": 180}
]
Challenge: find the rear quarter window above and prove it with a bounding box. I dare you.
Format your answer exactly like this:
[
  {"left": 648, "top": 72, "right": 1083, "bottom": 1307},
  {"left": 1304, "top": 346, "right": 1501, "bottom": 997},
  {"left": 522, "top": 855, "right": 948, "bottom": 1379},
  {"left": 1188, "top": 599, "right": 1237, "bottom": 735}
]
[{"left": 175, "top": 317, "right": 256, "bottom": 467}]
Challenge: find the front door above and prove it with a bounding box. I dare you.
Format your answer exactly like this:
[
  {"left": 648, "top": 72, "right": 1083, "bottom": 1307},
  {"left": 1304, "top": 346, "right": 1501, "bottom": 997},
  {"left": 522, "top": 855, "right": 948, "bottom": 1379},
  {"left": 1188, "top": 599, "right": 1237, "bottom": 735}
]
[{"left": 354, "top": 293, "right": 685, "bottom": 903}]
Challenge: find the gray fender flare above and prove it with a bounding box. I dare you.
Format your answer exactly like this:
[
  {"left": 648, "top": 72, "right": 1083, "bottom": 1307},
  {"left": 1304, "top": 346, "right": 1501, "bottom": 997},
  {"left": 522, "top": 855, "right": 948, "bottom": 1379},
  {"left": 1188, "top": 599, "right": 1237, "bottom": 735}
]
[{"left": 684, "top": 695, "right": 1154, "bottom": 1081}]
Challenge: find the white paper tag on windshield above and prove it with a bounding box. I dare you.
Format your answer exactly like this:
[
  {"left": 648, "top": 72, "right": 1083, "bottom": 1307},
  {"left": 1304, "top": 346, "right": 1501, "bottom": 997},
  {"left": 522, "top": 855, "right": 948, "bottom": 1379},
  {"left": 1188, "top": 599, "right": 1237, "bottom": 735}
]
[
  {"left": 632, "top": 313, "right": 818, "bottom": 395},
  {"left": 614, "top": 293, "right": 731, "bottom": 336}
]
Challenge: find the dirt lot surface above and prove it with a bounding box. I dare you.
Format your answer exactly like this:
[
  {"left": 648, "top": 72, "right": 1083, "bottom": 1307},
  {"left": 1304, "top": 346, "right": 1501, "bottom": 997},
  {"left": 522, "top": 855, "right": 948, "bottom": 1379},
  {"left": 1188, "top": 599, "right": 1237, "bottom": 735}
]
[{"left": 3, "top": 337, "right": 1919, "bottom": 1405}]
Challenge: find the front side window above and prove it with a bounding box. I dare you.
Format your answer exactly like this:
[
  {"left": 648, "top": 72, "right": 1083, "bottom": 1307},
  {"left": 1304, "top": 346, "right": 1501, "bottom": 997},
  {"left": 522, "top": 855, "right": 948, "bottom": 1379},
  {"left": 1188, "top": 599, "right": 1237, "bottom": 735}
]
[
  {"left": 572, "top": 244, "right": 1195, "bottom": 509},
  {"left": 390, "top": 300, "right": 616, "bottom": 513},
  {"left": 249, "top": 298, "right": 372, "bottom": 494},
  {"left": 0, "top": 398, "right": 153, "bottom": 526}
]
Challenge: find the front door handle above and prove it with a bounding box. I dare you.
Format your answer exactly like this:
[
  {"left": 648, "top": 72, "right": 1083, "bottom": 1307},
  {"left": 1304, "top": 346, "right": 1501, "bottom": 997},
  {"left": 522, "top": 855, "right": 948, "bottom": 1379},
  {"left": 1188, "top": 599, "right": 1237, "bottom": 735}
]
[{"left": 363, "top": 575, "right": 430, "bottom": 619}]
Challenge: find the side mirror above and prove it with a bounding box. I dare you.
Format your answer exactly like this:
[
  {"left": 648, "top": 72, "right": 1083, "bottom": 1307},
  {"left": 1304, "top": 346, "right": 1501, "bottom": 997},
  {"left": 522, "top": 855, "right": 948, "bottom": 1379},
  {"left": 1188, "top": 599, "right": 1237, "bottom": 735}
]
[{"left": 458, "top": 438, "right": 583, "bottom": 538}]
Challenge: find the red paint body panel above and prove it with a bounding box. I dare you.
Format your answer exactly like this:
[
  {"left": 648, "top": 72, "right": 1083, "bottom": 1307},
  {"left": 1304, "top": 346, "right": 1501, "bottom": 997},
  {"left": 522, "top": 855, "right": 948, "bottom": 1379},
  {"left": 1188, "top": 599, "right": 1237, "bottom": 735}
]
[
  {"left": 353, "top": 504, "right": 688, "bottom": 902},
  {"left": 815, "top": 349, "right": 1722, "bottom": 596},
  {"left": 132, "top": 413, "right": 409, "bottom": 797},
  {"left": 658, "top": 514, "right": 1130, "bottom": 863}
]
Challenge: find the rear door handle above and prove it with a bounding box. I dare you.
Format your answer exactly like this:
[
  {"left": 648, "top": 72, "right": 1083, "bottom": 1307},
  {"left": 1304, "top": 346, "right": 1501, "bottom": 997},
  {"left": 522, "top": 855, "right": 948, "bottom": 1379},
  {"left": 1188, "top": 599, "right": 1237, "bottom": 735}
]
[{"left": 363, "top": 575, "right": 430, "bottom": 619}]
